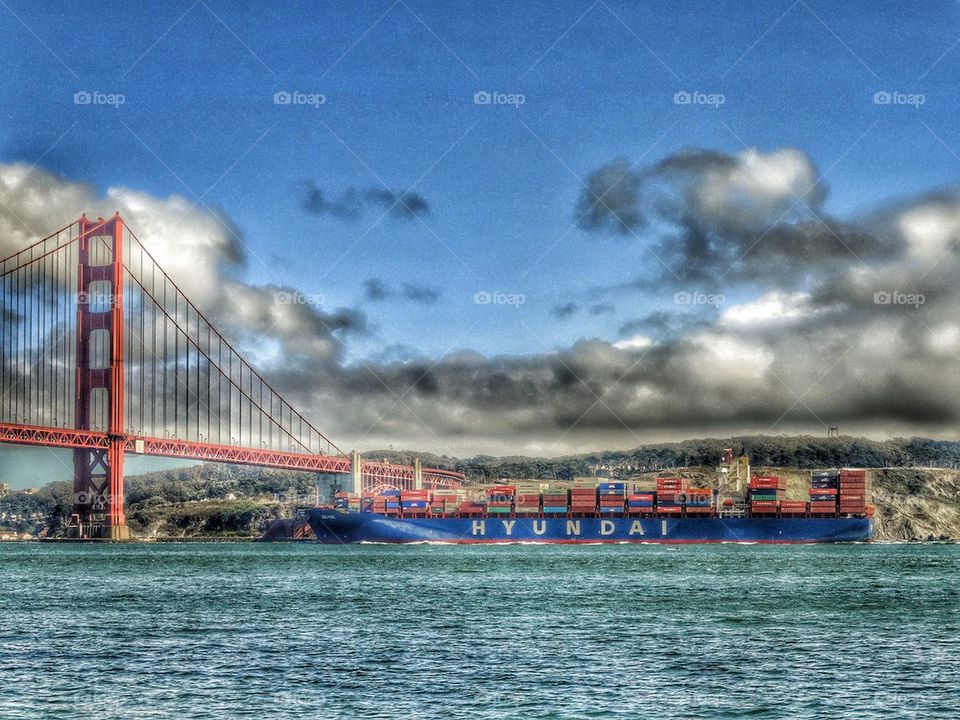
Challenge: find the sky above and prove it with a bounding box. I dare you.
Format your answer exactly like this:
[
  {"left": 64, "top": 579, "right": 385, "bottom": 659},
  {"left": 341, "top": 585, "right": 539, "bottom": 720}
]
[{"left": 2, "top": 0, "right": 960, "bottom": 484}]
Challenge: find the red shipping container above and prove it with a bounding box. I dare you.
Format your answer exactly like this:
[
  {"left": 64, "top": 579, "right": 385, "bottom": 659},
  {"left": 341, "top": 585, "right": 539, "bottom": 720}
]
[
  {"left": 684, "top": 506, "right": 712, "bottom": 514},
  {"left": 657, "top": 506, "right": 683, "bottom": 513},
  {"left": 809, "top": 487, "right": 837, "bottom": 495},
  {"left": 780, "top": 501, "right": 807, "bottom": 510},
  {"left": 628, "top": 494, "right": 655, "bottom": 501}
]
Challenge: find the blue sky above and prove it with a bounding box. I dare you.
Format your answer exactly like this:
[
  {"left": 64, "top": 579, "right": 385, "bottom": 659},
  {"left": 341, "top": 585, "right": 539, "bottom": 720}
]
[
  {"left": 3, "top": 1, "right": 960, "bottom": 483},
  {"left": 4, "top": 0, "right": 959, "bottom": 359}
]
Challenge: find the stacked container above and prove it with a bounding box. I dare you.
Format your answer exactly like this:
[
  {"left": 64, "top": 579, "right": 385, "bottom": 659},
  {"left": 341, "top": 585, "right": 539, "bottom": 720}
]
[
  {"left": 401, "top": 489, "right": 430, "bottom": 516},
  {"left": 685, "top": 487, "right": 713, "bottom": 515},
  {"left": 433, "top": 491, "right": 464, "bottom": 515},
  {"left": 598, "top": 482, "right": 626, "bottom": 513},
  {"left": 838, "top": 469, "right": 869, "bottom": 514},
  {"left": 749, "top": 475, "right": 785, "bottom": 515},
  {"left": 514, "top": 493, "right": 541, "bottom": 515},
  {"left": 457, "top": 500, "right": 486, "bottom": 516},
  {"left": 333, "top": 492, "right": 362, "bottom": 512},
  {"left": 779, "top": 500, "right": 808, "bottom": 515},
  {"left": 542, "top": 489, "right": 569, "bottom": 514},
  {"left": 655, "top": 477, "right": 685, "bottom": 514},
  {"left": 570, "top": 487, "right": 598, "bottom": 514},
  {"left": 809, "top": 470, "right": 839, "bottom": 514},
  {"left": 373, "top": 489, "right": 401, "bottom": 515},
  {"left": 485, "top": 485, "right": 515, "bottom": 514},
  {"left": 627, "top": 493, "right": 655, "bottom": 514}
]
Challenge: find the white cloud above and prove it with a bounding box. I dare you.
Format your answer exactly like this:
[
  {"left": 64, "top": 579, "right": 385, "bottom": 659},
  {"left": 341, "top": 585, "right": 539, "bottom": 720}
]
[
  {"left": 896, "top": 202, "right": 960, "bottom": 263},
  {"left": 720, "top": 291, "right": 813, "bottom": 327},
  {"left": 696, "top": 147, "right": 820, "bottom": 229},
  {"left": 613, "top": 335, "right": 655, "bottom": 351}
]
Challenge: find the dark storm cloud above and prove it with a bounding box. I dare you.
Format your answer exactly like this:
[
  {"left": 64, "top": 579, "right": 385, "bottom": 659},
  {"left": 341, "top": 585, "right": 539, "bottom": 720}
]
[
  {"left": 576, "top": 157, "right": 644, "bottom": 235},
  {"left": 576, "top": 147, "right": 896, "bottom": 288},
  {"left": 301, "top": 181, "right": 430, "bottom": 222}
]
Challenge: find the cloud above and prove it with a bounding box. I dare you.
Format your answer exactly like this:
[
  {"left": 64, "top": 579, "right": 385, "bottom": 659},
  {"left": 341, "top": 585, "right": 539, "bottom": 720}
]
[
  {"left": 301, "top": 181, "right": 430, "bottom": 222},
  {"left": 364, "top": 278, "right": 390, "bottom": 302},
  {"left": 589, "top": 302, "right": 615, "bottom": 316},
  {"left": 577, "top": 147, "right": 894, "bottom": 286},
  {"left": 364, "top": 278, "right": 441, "bottom": 305},
  {"left": 3, "top": 159, "right": 960, "bottom": 456},
  {"left": 0, "top": 162, "right": 367, "bottom": 383},
  {"left": 401, "top": 283, "right": 440, "bottom": 304},
  {"left": 551, "top": 301, "right": 580, "bottom": 319},
  {"left": 576, "top": 157, "right": 643, "bottom": 235}
]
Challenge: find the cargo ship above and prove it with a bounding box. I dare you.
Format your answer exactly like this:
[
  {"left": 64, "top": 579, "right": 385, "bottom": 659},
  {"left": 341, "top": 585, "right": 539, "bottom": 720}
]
[{"left": 306, "top": 470, "right": 873, "bottom": 544}]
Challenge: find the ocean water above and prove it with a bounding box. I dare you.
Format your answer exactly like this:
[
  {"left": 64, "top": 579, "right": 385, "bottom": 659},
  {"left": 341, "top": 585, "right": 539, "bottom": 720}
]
[{"left": 0, "top": 543, "right": 958, "bottom": 719}]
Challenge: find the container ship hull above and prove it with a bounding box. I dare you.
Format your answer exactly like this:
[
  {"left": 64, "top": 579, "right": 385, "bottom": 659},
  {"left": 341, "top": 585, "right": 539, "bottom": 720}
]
[{"left": 306, "top": 510, "right": 872, "bottom": 544}]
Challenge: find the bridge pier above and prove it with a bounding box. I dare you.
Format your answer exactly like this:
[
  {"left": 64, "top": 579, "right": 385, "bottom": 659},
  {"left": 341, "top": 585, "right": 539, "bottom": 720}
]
[{"left": 414, "top": 458, "right": 423, "bottom": 490}]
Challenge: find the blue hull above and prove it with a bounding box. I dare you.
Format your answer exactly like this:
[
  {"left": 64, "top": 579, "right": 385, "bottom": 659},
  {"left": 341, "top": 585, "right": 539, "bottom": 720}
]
[{"left": 307, "top": 510, "right": 872, "bottom": 544}]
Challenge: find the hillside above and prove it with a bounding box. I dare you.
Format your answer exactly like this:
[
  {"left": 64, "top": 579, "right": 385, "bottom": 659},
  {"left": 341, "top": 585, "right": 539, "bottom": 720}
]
[
  {"left": 2, "top": 434, "right": 959, "bottom": 540},
  {"left": 374, "top": 434, "right": 960, "bottom": 480}
]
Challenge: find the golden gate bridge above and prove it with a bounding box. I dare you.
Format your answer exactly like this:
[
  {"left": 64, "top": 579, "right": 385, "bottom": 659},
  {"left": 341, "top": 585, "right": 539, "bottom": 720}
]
[{"left": 0, "top": 214, "right": 464, "bottom": 539}]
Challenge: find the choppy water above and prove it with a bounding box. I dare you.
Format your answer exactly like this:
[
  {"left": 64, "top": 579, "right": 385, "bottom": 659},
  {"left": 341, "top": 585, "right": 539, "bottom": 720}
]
[{"left": 0, "top": 542, "right": 958, "bottom": 719}]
